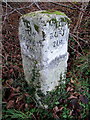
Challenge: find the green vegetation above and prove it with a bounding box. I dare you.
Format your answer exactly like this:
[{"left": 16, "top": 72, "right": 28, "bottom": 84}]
[
  {"left": 34, "top": 24, "right": 39, "bottom": 33},
  {"left": 41, "top": 10, "right": 66, "bottom": 16}
]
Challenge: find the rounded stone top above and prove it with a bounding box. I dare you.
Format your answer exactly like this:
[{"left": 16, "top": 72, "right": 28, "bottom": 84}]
[
  {"left": 20, "top": 10, "right": 70, "bottom": 24},
  {"left": 21, "top": 10, "right": 68, "bottom": 17}
]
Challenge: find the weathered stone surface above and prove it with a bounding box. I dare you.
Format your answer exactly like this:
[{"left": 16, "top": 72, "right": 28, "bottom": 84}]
[{"left": 19, "top": 10, "right": 70, "bottom": 106}]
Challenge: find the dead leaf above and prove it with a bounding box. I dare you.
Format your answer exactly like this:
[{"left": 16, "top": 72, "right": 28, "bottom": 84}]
[
  {"left": 68, "top": 95, "right": 77, "bottom": 99},
  {"left": 14, "top": 87, "right": 20, "bottom": 92},
  {"left": 16, "top": 95, "right": 24, "bottom": 103},
  {"left": 67, "top": 87, "right": 74, "bottom": 92},
  {"left": 18, "top": 103, "right": 25, "bottom": 110},
  {"left": 24, "top": 93, "right": 30, "bottom": 97},
  {"left": 53, "top": 106, "right": 64, "bottom": 113},
  {"left": 53, "top": 113, "right": 59, "bottom": 119},
  {"left": 69, "top": 110, "right": 73, "bottom": 116},
  {"left": 6, "top": 79, "right": 13, "bottom": 85},
  {"left": 7, "top": 100, "right": 14, "bottom": 109},
  {"left": 53, "top": 106, "right": 59, "bottom": 113},
  {"left": 9, "top": 69, "right": 13, "bottom": 73},
  {"left": 8, "top": 93, "right": 19, "bottom": 101},
  {"left": 73, "top": 92, "right": 80, "bottom": 97},
  {"left": 25, "top": 103, "right": 28, "bottom": 109},
  {"left": 70, "top": 78, "right": 74, "bottom": 84},
  {"left": 59, "top": 107, "right": 64, "bottom": 111}
]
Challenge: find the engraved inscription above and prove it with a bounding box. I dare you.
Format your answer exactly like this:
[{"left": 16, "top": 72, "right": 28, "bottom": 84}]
[
  {"left": 49, "top": 26, "right": 66, "bottom": 48},
  {"left": 50, "top": 28, "right": 65, "bottom": 40},
  {"left": 53, "top": 39, "right": 64, "bottom": 47}
]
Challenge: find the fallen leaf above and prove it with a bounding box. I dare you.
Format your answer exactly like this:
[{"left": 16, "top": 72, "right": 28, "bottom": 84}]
[
  {"left": 53, "top": 106, "right": 59, "bottom": 113},
  {"left": 14, "top": 87, "right": 20, "bottom": 92},
  {"left": 68, "top": 95, "right": 77, "bottom": 99},
  {"left": 69, "top": 110, "right": 73, "bottom": 116},
  {"left": 7, "top": 100, "right": 14, "bottom": 109},
  {"left": 9, "top": 69, "right": 13, "bottom": 73},
  {"left": 67, "top": 87, "right": 74, "bottom": 92},
  {"left": 70, "top": 78, "right": 74, "bottom": 84},
  {"left": 24, "top": 93, "right": 30, "bottom": 97},
  {"left": 73, "top": 92, "right": 80, "bottom": 97},
  {"left": 25, "top": 103, "right": 28, "bottom": 109},
  {"left": 16, "top": 95, "right": 24, "bottom": 103},
  {"left": 53, "top": 113, "right": 59, "bottom": 119},
  {"left": 59, "top": 107, "right": 64, "bottom": 111},
  {"left": 6, "top": 79, "right": 13, "bottom": 85},
  {"left": 8, "top": 93, "right": 19, "bottom": 101}
]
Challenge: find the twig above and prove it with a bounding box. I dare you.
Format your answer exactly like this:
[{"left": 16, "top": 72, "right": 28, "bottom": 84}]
[
  {"left": 34, "top": 2, "right": 42, "bottom": 10},
  {"left": 3, "top": 1, "right": 22, "bottom": 16},
  {"left": 0, "top": 54, "right": 7, "bottom": 62},
  {"left": 70, "top": 34, "right": 84, "bottom": 54},
  {"left": 5, "top": 80, "right": 15, "bottom": 90},
  {"left": 3, "top": 0, "right": 12, "bottom": 9},
  {"left": 16, "top": 3, "right": 34, "bottom": 10},
  {"left": 73, "top": 2, "right": 89, "bottom": 33},
  {"left": 32, "top": 114, "right": 37, "bottom": 120},
  {"left": 69, "top": 45, "right": 82, "bottom": 56},
  {"left": 2, "top": 3, "right": 34, "bottom": 17},
  {"left": 67, "top": 0, "right": 86, "bottom": 13},
  {"left": 51, "top": 2, "right": 77, "bottom": 10},
  {"left": 70, "top": 33, "right": 88, "bottom": 43},
  {"left": 2, "top": 9, "right": 16, "bottom": 17}
]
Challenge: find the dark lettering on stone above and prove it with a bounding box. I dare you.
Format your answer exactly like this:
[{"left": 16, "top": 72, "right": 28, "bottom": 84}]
[
  {"left": 58, "top": 28, "right": 65, "bottom": 36},
  {"left": 57, "top": 40, "right": 59, "bottom": 46},
  {"left": 23, "top": 18, "right": 31, "bottom": 29},
  {"left": 32, "top": 40, "right": 35, "bottom": 46},
  {"left": 25, "top": 29, "right": 31, "bottom": 36},
  {"left": 50, "top": 33, "right": 53, "bottom": 39},
  {"left": 62, "top": 29, "right": 65, "bottom": 36},
  {"left": 59, "top": 39, "right": 63, "bottom": 44},
  {"left": 41, "top": 20, "right": 45, "bottom": 24},
  {"left": 58, "top": 21, "right": 61, "bottom": 27},
  {"left": 53, "top": 39, "right": 65, "bottom": 47},
  {"left": 42, "top": 31, "right": 46, "bottom": 41},
  {"left": 53, "top": 41, "right": 56, "bottom": 47},
  {"left": 32, "top": 32, "right": 36, "bottom": 37},
  {"left": 58, "top": 28, "right": 62, "bottom": 35},
  {"left": 54, "top": 32, "right": 58, "bottom": 37}
]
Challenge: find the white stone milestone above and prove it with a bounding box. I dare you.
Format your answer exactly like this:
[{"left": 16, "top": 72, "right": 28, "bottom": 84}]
[{"left": 19, "top": 10, "right": 70, "bottom": 105}]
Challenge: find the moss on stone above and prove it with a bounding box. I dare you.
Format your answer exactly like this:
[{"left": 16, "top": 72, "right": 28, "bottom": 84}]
[
  {"left": 41, "top": 10, "right": 66, "bottom": 16},
  {"left": 21, "top": 10, "right": 66, "bottom": 18},
  {"left": 48, "top": 18, "right": 58, "bottom": 28},
  {"left": 21, "top": 13, "right": 36, "bottom": 18},
  {"left": 21, "top": 10, "right": 70, "bottom": 25},
  {"left": 34, "top": 24, "right": 39, "bottom": 32},
  {"left": 61, "top": 17, "right": 71, "bottom": 25}
]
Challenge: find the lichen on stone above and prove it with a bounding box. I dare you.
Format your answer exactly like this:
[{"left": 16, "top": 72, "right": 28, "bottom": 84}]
[{"left": 34, "top": 24, "right": 39, "bottom": 33}]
